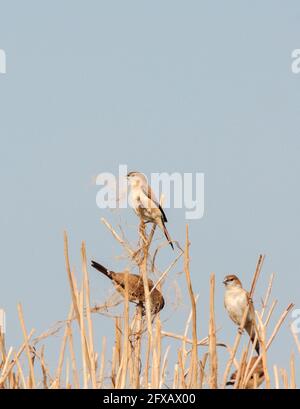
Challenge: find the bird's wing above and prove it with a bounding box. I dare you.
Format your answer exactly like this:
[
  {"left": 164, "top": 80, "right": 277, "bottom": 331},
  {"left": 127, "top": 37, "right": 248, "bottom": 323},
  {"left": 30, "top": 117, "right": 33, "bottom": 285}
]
[{"left": 141, "top": 185, "right": 168, "bottom": 223}]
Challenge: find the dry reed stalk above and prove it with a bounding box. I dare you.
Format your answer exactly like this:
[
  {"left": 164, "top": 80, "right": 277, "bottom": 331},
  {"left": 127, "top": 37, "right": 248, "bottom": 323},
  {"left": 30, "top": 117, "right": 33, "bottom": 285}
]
[
  {"left": 177, "top": 349, "right": 187, "bottom": 389},
  {"left": 199, "top": 352, "right": 208, "bottom": 388},
  {"left": 159, "top": 345, "right": 170, "bottom": 388},
  {"left": 101, "top": 218, "right": 135, "bottom": 258},
  {"left": 66, "top": 318, "right": 79, "bottom": 389},
  {"left": 98, "top": 336, "right": 106, "bottom": 388},
  {"left": 64, "top": 232, "right": 92, "bottom": 376},
  {"left": 291, "top": 327, "right": 300, "bottom": 355},
  {"left": 280, "top": 368, "right": 289, "bottom": 389},
  {"left": 139, "top": 221, "right": 154, "bottom": 388},
  {"left": 132, "top": 305, "right": 143, "bottom": 389},
  {"left": 222, "top": 254, "right": 265, "bottom": 387},
  {"left": 243, "top": 302, "right": 294, "bottom": 387},
  {"left": 17, "top": 303, "right": 36, "bottom": 388},
  {"left": 40, "top": 346, "right": 48, "bottom": 389},
  {"left": 55, "top": 304, "right": 73, "bottom": 387},
  {"left": 79, "top": 289, "right": 88, "bottom": 388},
  {"left": 260, "top": 273, "right": 275, "bottom": 319},
  {"left": 0, "top": 347, "right": 13, "bottom": 387},
  {"left": 14, "top": 353, "right": 27, "bottom": 389},
  {"left": 0, "top": 328, "right": 34, "bottom": 387},
  {"left": 0, "top": 331, "right": 6, "bottom": 365},
  {"left": 209, "top": 273, "right": 218, "bottom": 389},
  {"left": 264, "top": 299, "right": 277, "bottom": 327},
  {"left": 116, "top": 271, "right": 130, "bottom": 388},
  {"left": 115, "top": 317, "right": 122, "bottom": 369},
  {"left": 111, "top": 346, "right": 117, "bottom": 388},
  {"left": 155, "top": 318, "right": 162, "bottom": 387},
  {"left": 173, "top": 363, "right": 179, "bottom": 389},
  {"left": 183, "top": 225, "right": 198, "bottom": 388},
  {"left": 273, "top": 365, "right": 279, "bottom": 389},
  {"left": 65, "top": 358, "right": 70, "bottom": 388},
  {"left": 256, "top": 313, "right": 271, "bottom": 388},
  {"left": 181, "top": 300, "right": 195, "bottom": 375},
  {"left": 290, "top": 352, "right": 296, "bottom": 389},
  {"left": 243, "top": 281, "right": 277, "bottom": 381},
  {"left": 233, "top": 348, "right": 247, "bottom": 389},
  {"left": 81, "top": 242, "right": 97, "bottom": 388},
  {"left": 150, "top": 251, "right": 183, "bottom": 293},
  {"left": 64, "top": 232, "right": 81, "bottom": 322}
]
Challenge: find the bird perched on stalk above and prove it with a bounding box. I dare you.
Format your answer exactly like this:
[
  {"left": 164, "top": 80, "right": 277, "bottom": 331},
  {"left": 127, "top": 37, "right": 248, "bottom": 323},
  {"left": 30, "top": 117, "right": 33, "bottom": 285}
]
[
  {"left": 223, "top": 274, "right": 260, "bottom": 354},
  {"left": 127, "top": 171, "right": 174, "bottom": 250},
  {"left": 226, "top": 357, "right": 264, "bottom": 389},
  {"left": 91, "top": 260, "right": 165, "bottom": 315}
]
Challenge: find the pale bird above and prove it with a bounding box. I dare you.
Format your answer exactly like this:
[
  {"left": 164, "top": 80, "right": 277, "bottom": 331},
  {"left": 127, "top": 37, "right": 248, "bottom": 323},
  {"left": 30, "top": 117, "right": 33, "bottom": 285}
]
[
  {"left": 91, "top": 260, "right": 165, "bottom": 315},
  {"left": 127, "top": 171, "right": 174, "bottom": 249},
  {"left": 223, "top": 274, "right": 260, "bottom": 354}
]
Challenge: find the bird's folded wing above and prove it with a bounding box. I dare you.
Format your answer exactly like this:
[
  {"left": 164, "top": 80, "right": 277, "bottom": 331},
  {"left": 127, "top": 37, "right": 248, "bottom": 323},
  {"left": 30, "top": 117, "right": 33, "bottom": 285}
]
[{"left": 141, "top": 186, "right": 168, "bottom": 222}]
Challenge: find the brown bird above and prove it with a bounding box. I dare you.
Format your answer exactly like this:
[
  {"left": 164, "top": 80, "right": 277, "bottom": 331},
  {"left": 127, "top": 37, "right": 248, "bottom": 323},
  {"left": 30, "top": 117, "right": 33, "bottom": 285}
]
[
  {"left": 223, "top": 274, "right": 260, "bottom": 354},
  {"left": 91, "top": 260, "right": 165, "bottom": 315},
  {"left": 226, "top": 357, "right": 264, "bottom": 389},
  {"left": 127, "top": 171, "right": 174, "bottom": 250}
]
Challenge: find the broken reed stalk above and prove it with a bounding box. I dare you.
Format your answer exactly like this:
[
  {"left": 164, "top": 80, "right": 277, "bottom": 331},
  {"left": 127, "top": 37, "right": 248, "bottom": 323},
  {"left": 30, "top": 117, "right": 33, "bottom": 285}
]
[
  {"left": 17, "top": 303, "right": 36, "bottom": 389},
  {"left": 209, "top": 273, "right": 218, "bottom": 389},
  {"left": 184, "top": 225, "right": 198, "bottom": 388},
  {"left": 222, "top": 254, "right": 265, "bottom": 388},
  {"left": 82, "top": 242, "right": 97, "bottom": 389}
]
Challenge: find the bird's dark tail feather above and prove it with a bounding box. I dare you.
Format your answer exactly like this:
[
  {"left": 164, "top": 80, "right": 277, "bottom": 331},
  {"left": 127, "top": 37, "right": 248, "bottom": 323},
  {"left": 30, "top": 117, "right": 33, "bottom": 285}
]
[
  {"left": 162, "top": 222, "right": 174, "bottom": 250},
  {"left": 247, "top": 326, "right": 260, "bottom": 355},
  {"left": 252, "top": 335, "right": 260, "bottom": 355},
  {"left": 91, "top": 260, "right": 113, "bottom": 279}
]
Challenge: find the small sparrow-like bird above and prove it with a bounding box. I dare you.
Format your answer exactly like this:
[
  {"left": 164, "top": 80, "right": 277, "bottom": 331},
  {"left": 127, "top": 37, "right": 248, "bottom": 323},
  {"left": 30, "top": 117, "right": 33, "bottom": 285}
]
[
  {"left": 127, "top": 171, "right": 174, "bottom": 249},
  {"left": 91, "top": 260, "right": 165, "bottom": 315},
  {"left": 223, "top": 274, "right": 260, "bottom": 354},
  {"left": 226, "top": 357, "right": 264, "bottom": 389}
]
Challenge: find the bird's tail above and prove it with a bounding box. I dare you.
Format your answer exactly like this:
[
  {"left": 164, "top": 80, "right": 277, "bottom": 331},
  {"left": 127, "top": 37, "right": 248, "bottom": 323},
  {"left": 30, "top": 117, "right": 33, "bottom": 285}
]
[
  {"left": 91, "top": 260, "right": 113, "bottom": 280},
  {"left": 246, "top": 325, "right": 260, "bottom": 355},
  {"left": 162, "top": 221, "right": 174, "bottom": 250}
]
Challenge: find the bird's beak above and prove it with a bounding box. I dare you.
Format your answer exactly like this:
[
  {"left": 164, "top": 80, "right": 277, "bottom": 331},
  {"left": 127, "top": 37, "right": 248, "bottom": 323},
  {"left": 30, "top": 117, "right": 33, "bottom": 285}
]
[{"left": 223, "top": 280, "right": 227, "bottom": 285}]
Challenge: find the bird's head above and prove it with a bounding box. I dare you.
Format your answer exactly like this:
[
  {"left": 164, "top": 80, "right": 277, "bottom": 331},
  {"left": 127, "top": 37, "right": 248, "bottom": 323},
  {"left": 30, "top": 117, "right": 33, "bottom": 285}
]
[
  {"left": 127, "top": 171, "right": 147, "bottom": 187},
  {"left": 223, "top": 274, "right": 242, "bottom": 288}
]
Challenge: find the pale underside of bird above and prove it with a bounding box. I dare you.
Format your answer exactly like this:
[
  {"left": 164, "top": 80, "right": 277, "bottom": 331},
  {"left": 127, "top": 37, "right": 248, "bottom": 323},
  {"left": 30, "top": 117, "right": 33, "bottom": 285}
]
[
  {"left": 127, "top": 171, "right": 174, "bottom": 250},
  {"left": 223, "top": 274, "right": 260, "bottom": 354},
  {"left": 91, "top": 260, "right": 165, "bottom": 315},
  {"left": 226, "top": 357, "right": 264, "bottom": 389}
]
